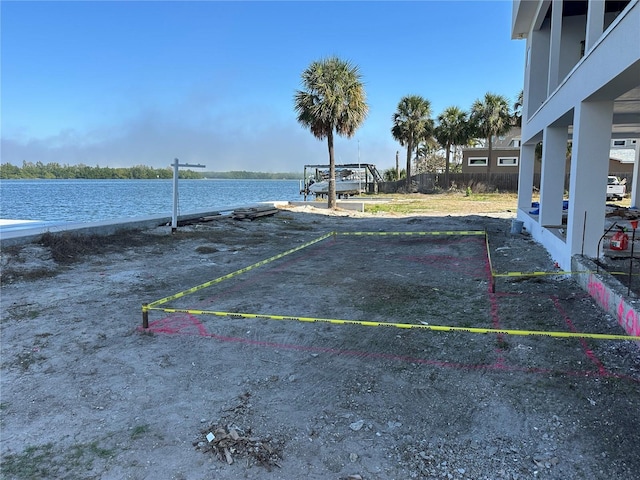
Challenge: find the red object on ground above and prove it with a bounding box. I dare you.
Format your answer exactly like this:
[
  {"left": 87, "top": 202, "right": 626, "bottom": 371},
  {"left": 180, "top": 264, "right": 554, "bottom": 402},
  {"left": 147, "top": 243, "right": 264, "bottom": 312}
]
[{"left": 611, "top": 229, "right": 629, "bottom": 250}]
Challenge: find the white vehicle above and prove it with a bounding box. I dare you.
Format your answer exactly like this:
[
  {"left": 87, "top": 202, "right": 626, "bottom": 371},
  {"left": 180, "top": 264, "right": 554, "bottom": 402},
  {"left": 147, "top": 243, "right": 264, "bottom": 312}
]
[{"left": 607, "top": 176, "right": 626, "bottom": 201}]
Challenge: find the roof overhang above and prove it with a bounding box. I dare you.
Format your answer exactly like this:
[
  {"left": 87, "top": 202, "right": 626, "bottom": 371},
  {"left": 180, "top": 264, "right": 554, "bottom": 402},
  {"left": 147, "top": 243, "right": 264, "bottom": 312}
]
[{"left": 511, "top": 0, "right": 541, "bottom": 39}]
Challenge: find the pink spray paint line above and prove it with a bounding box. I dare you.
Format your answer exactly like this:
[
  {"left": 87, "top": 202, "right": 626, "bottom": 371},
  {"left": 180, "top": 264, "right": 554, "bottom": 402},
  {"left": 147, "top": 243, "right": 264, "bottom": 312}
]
[
  {"left": 137, "top": 313, "right": 639, "bottom": 382},
  {"left": 141, "top": 235, "right": 631, "bottom": 380},
  {"left": 552, "top": 295, "right": 610, "bottom": 376},
  {"left": 480, "top": 236, "right": 507, "bottom": 366}
]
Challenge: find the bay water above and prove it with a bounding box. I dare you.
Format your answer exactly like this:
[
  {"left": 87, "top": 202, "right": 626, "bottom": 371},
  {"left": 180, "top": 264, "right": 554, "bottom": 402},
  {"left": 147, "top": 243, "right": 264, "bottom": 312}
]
[{"left": 0, "top": 179, "right": 304, "bottom": 223}]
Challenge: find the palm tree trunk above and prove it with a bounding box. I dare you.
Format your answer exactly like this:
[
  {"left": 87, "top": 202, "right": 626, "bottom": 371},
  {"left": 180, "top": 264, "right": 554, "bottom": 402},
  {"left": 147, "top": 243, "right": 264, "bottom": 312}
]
[
  {"left": 327, "top": 130, "right": 336, "bottom": 209},
  {"left": 405, "top": 138, "right": 413, "bottom": 192},
  {"left": 487, "top": 136, "right": 493, "bottom": 186},
  {"left": 444, "top": 141, "right": 451, "bottom": 189}
]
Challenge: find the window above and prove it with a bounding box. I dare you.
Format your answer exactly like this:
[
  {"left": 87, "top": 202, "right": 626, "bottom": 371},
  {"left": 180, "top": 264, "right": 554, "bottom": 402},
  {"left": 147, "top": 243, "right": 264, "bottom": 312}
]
[
  {"left": 468, "top": 157, "right": 488, "bottom": 166},
  {"left": 498, "top": 156, "right": 519, "bottom": 167},
  {"left": 612, "top": 140, "right": 627, "bottom": 147},
  {"left": 510, "top": 139, "right": 521, "bottom": 147}
]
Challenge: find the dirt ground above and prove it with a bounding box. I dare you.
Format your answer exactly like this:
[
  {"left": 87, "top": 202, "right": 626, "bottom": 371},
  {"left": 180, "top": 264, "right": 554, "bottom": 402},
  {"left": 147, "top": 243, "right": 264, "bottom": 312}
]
[{"left": 2, "top": 205, "right": 640, "bottom": 480}]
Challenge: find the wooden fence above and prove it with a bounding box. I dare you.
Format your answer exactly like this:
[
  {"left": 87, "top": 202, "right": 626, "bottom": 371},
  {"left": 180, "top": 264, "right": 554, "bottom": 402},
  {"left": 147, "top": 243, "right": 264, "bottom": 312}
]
[{"left": 378, "top": 172, "right": 633, "bottom": 194}]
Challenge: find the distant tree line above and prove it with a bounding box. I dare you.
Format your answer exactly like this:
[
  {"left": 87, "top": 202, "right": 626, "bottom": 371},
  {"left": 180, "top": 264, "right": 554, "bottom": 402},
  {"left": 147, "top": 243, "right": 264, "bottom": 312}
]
[
  {"left": 1, "top": 161, "right": 201, "bottom": 179},
  {"left": 0, "top": 162, "right": 302, "bottom": 180},
  {"left": 202, "top": 171, "right": 300, "bottom": 180}
]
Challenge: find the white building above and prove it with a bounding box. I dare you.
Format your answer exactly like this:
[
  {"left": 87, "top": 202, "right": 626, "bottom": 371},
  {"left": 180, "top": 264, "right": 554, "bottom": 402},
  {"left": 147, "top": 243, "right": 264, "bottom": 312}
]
[{"left": 511, "top": 0, "right": 640, "bottom": 269}]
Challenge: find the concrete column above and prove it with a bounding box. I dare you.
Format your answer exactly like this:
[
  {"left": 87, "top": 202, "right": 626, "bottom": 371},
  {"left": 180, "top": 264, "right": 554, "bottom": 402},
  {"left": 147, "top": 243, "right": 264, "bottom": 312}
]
[
  {"left": 567, "top": 100, "right": 614, "bottom": 258},
  {"left": 526, "top": 28, "right": 551, "bottom": 118},
  {"left": 517, "top": 143, "right": 537, "bottom": 212},
  {"left": 631, "top": 141, "right": 640, "bottom": 207},
  {"left": 539, "top": 126, "right": 568, "bottom": 227},
  {"left": 548, "top": 0, "right": 563, "bottom": 93},
  {"left": 585, "top": 0, "right": 605, "bottom": 52}
]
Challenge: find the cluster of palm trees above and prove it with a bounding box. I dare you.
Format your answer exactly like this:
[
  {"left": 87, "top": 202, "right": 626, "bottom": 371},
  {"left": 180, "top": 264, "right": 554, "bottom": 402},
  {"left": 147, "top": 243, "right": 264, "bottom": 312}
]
[
  {"left": 294, "top": 56, "right": 519, "bottom": 207},
  {"left": 390, "top": 93, "right": 517, "bottom": 190}
]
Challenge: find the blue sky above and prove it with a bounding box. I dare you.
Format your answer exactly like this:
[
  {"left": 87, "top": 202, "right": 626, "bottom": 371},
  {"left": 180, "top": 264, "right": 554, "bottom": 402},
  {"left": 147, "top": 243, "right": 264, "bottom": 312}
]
[{"left": 1, "top": 1, "right": 525, "bottom": 173}]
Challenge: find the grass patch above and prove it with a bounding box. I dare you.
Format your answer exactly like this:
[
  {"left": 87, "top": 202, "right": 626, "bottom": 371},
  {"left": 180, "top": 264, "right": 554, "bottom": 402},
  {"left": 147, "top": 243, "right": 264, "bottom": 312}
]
[
  {"left": 39, "top": 230, "right": 153, "bottom": 264},
  {"left": 130, "top": 424, "right": 150, "bottom": 440},
  {"left": 1, "top": 443, "right": 55, "bottom": 479},
  {"left": 364, "top": 192, "right": 521, "bottom": 216},
  {"left": 1, "top": 440, "right": 116, "bottom": 480},
  {"left": 1, "top": 267, "right": 61, "bottom": 283}
]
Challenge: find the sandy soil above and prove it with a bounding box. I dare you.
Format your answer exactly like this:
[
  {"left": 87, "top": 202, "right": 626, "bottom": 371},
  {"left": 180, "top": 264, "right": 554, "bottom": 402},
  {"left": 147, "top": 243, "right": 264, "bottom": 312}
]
[{"left": 1, "top": 205, "right": 640, "bottom": 480}]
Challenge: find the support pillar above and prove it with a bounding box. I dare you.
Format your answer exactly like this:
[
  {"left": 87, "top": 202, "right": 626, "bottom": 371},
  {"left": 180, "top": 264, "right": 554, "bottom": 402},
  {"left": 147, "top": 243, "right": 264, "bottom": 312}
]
[
  {"left": 585, "top": 0, "right": 605, "bottom": 52},
  {"left": 539, "top": 126, "right": 568, "bottom": 227},
  {"left": 631, "top": 140, "right": 640, "bottom": 208},
  {"left": 567, "top": 100, "right": 614, "bottom": 258},
  {"left": 517, "top": 143, "right": 536, "bottom": 213},
  {"left": 548, "top": 0, "right": 563, "bottom": 94},
  {"left": 527, "top": 28, "right": 550, "bottom": 116}
]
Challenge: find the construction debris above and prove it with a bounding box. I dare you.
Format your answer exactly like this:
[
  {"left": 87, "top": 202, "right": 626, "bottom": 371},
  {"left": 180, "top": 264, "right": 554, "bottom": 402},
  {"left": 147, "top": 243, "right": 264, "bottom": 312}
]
[
  {"left": 232, "top": 206, "right": 279, "bottom": 220},
  {"left": 605, "top": 205, "right": 640, "bottom": 219},
  {"left": 174, "top": 212, "right": 222, "bottom": 227},
  {"left": 195, "top": 424, "right": 283, "bottom": 470}
]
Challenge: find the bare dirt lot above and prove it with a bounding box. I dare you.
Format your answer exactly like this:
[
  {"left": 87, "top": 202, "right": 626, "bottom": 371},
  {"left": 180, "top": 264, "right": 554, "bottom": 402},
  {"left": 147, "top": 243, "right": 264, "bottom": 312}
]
[{"left": 2, "top": 205, "right": 640, "bottom": 480}]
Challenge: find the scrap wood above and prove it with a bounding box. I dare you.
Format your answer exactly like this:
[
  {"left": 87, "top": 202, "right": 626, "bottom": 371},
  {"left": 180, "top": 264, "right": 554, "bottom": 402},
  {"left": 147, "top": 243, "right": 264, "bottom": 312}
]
[
  {"left": 232, "top": 206, "right": 279, "bottom": 220},
  {"left": 176, "top": 213, "right": 222, "bottom": 226},
  {"left": 195, "top": 424, "right": 283, "bottom": 470},
  {"left": 200, "top": 214, "right": 223, "bottom": 221}
]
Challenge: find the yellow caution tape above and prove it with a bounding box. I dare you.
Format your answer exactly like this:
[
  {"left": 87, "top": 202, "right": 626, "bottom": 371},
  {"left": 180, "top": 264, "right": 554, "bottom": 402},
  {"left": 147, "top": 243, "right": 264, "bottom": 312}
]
[
  {"left": 143, "top": 229, "right": 640, "bottom": 342},
  {"left": 340, "top": 230, "right": 485, "bottom": 236},
  {"left": 148, "top": 232, "right": 335, "bottom": 308},
  {"left": 492, "top": 270, "right": 607, "bottom": 278},
  {"left": 146, "top": 307, "right": 640, "bottom": 341},
  {"left": 148, "top": 230, "right": 487, "bottom": 308}
]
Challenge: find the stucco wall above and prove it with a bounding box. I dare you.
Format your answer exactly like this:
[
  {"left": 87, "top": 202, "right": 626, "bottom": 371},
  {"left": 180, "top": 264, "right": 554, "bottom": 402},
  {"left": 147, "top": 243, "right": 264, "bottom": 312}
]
[{"left": 573, "top": 255, "right": 640, "bottom": 338}]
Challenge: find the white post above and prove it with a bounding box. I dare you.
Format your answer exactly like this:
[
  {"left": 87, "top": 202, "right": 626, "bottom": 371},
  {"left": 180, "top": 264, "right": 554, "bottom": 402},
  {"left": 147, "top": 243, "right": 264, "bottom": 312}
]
[
  {"left": 358, "top": 139, "right": 362, "bottom": 192},
  {"left": 539, "top": 126, "right": 568, "bottom": 228},
  {"left": 171, "top": 158, "right": 206, "bottom": 233},
  {"left": 547, "top": 0, "right": 563, "bottom": 94},
  {"left": 172, "top": 158, "right": 179, "bottom": 232},
  {"left": 585, "top": 0, "right": 605, "bottom": 52},
  {"left": 568, "top": 100, "right": 613, "bottom": 258},
  {"left": 631, "top": 139, "right": 640, "bottom": 208}
]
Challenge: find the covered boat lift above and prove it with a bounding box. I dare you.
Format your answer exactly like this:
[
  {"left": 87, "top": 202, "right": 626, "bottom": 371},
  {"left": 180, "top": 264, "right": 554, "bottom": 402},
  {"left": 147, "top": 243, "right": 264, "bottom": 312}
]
[{"left": 300, "top": 163, "right": 383, "bottom": 201}]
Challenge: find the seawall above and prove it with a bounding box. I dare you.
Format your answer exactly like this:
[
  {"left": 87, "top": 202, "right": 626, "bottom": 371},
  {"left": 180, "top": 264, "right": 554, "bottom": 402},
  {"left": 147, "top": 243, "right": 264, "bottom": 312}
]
[{"left": 0, "top": 204, "right": 268, "bottom": 247}]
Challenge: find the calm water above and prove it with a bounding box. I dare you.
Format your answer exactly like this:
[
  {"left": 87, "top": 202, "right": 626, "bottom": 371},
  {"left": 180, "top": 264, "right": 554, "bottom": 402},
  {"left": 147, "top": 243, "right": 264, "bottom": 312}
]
[{"left": 0, "top": 179, "right": 303, "bottom": 222}]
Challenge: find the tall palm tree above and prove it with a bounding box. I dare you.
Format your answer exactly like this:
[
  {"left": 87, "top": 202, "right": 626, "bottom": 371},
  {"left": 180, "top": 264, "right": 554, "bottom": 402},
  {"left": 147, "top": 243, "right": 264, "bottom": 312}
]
[
  {"left": 391, "top": 95, "right": 433, "bottom": 191},
  {"left": 470, "top": 93, "right": 512, "bottom": 184},
  {"left": 294, "top": 57, "right": 368, "bottom": 208},
  {"left": 435, "top": 106, "right": 470, "bottom": 189},
  {"left": 513, "top": 89, "right": 524, "bottom": 127}
]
